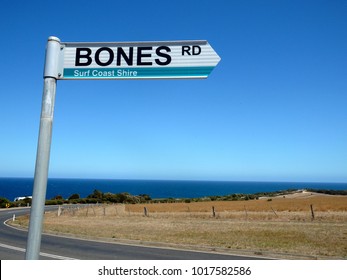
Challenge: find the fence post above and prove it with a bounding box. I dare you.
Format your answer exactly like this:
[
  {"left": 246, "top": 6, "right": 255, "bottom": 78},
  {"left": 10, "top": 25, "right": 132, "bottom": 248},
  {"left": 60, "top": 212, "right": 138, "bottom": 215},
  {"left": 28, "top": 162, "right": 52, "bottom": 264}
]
[
  {"left": 270, "top": 206, "right": 278, "bottom": 217},
  {"left": 212, "top": 206, "right": 216, "bottom": 218},
  {"left": 310, "top": 204, "right": 315, "bottom": 220},
  {"left": 144, "top": 207, "right": 148, "bottom": 217}
]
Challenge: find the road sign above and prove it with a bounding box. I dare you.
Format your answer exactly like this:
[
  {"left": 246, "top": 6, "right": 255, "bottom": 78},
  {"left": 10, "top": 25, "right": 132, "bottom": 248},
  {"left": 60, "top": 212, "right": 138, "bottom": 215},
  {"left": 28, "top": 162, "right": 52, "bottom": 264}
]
[
  {"left": 27, "top": 36, "right": 221, "bottom": 259},
  {"left": 58, "top": 40, "right": 220, "bottom": 79}
]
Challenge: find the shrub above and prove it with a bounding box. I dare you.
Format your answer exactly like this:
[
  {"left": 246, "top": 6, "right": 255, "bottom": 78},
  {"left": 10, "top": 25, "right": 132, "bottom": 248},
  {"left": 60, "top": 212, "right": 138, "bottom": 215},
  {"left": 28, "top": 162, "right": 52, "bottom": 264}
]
[
  {"left": 45, "top": 199, "right": 64, "bottom": 205},
  {"left": 68, "top": 193, "right": 80, "bottom": 200},
  {"left": 0, "top": 197, "right": 12, "bottom": 208}
]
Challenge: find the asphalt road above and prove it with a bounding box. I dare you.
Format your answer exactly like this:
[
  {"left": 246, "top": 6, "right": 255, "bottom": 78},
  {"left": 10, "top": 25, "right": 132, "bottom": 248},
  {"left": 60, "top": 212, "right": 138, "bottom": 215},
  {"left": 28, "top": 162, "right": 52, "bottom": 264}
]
[{"left": 0, "top": 207, "right": 264, "bottom": 260}]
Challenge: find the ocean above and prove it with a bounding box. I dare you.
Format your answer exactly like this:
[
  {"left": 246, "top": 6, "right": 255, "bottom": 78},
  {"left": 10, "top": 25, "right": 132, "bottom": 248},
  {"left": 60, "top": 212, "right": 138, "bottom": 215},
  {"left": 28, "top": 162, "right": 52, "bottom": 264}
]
[{"left": 0, "top": 177, "right": 346, "bottom": 201}]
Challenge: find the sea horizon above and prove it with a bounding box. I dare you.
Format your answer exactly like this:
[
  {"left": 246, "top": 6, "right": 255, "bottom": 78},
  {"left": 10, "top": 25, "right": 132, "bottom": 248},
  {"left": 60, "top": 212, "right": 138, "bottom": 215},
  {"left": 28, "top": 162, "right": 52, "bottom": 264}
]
[{"left": 1, "top": 177, "right": 346, "bottom": 201}]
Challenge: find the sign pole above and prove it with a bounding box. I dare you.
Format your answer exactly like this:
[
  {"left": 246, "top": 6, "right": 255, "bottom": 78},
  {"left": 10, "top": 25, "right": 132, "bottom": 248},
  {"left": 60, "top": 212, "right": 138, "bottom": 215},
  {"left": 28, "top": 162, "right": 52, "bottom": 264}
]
[{"left": 26, "top": 36, "right": 61, "bottom": 259}]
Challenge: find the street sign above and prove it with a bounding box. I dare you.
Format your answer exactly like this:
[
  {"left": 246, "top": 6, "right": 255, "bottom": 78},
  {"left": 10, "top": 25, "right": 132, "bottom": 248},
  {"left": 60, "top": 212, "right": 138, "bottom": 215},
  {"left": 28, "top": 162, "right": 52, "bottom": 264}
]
[
  {"left": 58, "top": 40, "right": 220, "bottom": 79},
  {"left": 27, "top": 36, "right": 221, "bottom": 259}
]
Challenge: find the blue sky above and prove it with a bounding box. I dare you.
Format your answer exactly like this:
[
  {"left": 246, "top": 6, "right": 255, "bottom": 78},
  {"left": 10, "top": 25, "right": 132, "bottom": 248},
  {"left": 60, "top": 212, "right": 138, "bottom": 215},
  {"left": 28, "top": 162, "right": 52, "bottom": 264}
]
[{"left": 0, "top": 0, "right": 346, "bottom": 182}]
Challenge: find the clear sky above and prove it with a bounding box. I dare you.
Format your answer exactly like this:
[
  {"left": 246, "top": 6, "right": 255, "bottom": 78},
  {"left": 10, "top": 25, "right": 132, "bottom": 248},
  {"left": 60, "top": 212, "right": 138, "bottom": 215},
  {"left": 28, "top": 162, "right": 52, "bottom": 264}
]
[{"left": 0, "top": 0, "right": 346, "bottom": 182}]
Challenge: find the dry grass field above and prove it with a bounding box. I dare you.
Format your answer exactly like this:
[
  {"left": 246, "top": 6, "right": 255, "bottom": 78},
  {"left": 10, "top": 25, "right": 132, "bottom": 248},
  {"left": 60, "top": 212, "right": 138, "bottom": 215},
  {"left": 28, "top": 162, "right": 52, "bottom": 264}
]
[{"left": 12, "top": 192, "right": 347, "bottom": 259}]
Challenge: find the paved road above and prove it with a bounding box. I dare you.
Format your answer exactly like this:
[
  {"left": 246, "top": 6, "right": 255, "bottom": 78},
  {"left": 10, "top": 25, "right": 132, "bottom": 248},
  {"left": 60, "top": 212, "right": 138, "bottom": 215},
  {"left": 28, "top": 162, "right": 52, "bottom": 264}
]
[{"left": 0, "top": 207, "right": 264, "bottom": 260}]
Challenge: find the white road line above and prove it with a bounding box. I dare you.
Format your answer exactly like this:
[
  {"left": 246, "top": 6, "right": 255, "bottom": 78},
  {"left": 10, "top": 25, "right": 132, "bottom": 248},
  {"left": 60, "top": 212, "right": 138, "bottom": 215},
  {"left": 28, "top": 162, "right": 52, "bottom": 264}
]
[{"left": 0, "top": 243, "right": 78, "bottom": 260}]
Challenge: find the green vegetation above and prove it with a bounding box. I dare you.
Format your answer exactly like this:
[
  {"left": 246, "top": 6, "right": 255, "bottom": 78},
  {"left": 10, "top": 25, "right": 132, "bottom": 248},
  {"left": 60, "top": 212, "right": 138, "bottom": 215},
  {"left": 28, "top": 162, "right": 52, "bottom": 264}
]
[
  {"left": 306, "top": 189, "right": 347, "bottom": 196},
  {"left": 1, "top": 188, "right": 346, "bottom": 208},
  {"left": 43, "top": 189, "right": 152, "bottom": 206},
  {"left": 0, "top": 197, "right": 12, "bottom": 208},
  {"left": 0, "top": 196, "right": 32, "bottom": 208}
]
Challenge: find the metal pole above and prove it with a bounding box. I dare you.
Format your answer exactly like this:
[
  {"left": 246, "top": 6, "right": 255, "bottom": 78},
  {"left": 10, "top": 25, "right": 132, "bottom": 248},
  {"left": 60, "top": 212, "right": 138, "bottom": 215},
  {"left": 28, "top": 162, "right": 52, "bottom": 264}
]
[{"left": 26, "top": 36, "right": 61, "bottom": 259}]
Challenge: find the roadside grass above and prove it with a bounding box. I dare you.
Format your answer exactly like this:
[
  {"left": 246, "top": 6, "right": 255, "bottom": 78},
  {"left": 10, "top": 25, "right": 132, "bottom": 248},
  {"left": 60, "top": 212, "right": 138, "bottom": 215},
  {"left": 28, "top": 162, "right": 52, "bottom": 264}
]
[{"left": 11, "top": 195, "right": 347, "bottom": 259}]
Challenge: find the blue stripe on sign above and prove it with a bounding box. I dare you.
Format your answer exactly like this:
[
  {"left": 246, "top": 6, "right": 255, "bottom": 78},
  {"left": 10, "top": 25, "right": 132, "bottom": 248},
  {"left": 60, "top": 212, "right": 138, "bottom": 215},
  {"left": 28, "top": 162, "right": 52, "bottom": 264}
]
[{"left": 62, "top": 67, "right": 215, "bottom": 79}]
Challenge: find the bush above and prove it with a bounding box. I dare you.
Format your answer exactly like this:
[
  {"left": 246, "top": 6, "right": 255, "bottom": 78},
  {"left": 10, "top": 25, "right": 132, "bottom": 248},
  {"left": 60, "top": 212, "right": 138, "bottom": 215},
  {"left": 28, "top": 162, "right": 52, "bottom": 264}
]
[
  {"left": 45, "top": 199, "right": 64, "bottom": 205},
  {"left": 88, "top": 189, "right": 103, "bottom": 200},
  {"left": 0, "top": 197, "right": 12, "bottom": 208},
  {"left": 68, "top": 193, "right": 80, "bottom": 200},
  {"left": 138, "top": 194, "right": 152, "bottom": 201}
]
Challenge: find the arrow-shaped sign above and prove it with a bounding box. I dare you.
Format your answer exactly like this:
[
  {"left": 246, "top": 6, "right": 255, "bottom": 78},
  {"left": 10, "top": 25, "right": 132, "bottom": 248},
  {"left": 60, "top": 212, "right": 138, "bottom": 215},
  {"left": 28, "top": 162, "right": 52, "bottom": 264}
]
[{"left": 57, "top": 40, "right": 220, "bottom": 80}]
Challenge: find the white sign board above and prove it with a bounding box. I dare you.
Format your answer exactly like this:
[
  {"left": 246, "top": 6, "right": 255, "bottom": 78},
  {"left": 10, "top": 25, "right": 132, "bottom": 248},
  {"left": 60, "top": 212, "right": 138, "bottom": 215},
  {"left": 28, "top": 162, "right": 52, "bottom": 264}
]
[{"left": 58, "top": 40, "right": 220, "bottom": 79}]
